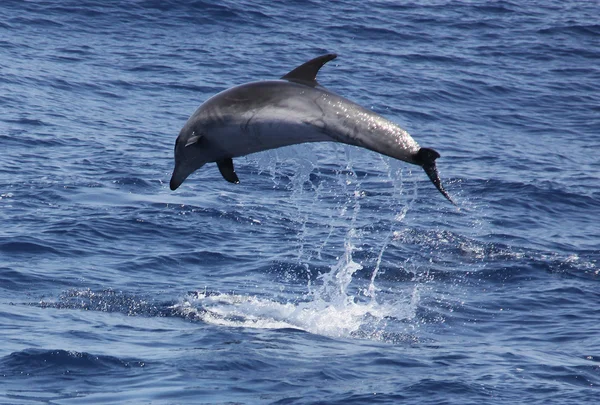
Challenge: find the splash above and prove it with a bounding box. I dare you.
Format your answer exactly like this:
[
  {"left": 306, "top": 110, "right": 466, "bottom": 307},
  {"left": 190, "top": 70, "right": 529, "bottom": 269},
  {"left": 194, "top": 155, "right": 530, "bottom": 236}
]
[
  {"left": 173, "top": 145, "right": 421, "bottom": 342},
  {"left": 175, "top": 287, "right": 416, "bottom": 341}
]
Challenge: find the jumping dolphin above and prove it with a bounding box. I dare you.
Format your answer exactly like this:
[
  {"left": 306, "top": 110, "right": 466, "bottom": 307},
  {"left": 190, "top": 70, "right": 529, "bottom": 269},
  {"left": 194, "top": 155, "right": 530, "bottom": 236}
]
[{"left": 170, "top": 54, "right": 454, "bottom": 204}]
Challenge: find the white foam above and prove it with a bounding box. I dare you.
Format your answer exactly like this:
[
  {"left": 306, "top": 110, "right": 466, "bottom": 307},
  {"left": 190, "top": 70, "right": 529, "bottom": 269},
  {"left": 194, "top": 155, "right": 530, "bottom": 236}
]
[
  {"left": 174, "top": 287, "right": 417, "bottom": 340},
  {"left": 173, "top": 252, "right": 419, "bottom": 341},
  {"left": 171, "top": 145, "right": 420, "bottom": 341}
]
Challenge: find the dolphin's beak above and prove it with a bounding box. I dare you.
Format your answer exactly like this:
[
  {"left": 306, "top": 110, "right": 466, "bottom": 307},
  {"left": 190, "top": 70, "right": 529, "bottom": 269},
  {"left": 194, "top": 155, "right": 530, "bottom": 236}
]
[
  {"left": 169, "top": 175, "right": 181, "bottom": 191},
  {"left": 169, "top": 160, "right": 206, "bottom": 191},
  {"left": 170, "top": 164, "right": 185, "bottom": 191}
]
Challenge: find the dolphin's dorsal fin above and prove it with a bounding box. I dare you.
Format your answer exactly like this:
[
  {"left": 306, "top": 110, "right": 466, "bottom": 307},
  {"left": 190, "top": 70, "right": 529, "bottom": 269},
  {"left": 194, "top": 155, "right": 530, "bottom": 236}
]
[{"left": 281, "top": 53, "right": 337, "bottom": 86}]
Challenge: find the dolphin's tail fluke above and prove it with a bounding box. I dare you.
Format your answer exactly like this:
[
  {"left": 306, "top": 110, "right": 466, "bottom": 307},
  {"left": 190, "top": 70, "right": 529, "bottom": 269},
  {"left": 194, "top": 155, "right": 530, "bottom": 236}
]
[{"left": 415, "top": 148, "right": 456, "bottom": 205}]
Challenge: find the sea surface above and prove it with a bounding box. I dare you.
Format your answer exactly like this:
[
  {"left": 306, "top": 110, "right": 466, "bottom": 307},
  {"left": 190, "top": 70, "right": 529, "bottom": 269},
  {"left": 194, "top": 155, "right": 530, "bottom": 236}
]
[{"left": 1, "top": 0, "right": 599, "bottom": 404}]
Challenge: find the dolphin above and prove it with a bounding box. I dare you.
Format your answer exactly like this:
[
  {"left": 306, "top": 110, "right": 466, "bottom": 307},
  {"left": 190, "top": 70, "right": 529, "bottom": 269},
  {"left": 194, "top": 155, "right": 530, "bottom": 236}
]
[{"left": 170, "top": 54, "right": 454, "bottom": 204}]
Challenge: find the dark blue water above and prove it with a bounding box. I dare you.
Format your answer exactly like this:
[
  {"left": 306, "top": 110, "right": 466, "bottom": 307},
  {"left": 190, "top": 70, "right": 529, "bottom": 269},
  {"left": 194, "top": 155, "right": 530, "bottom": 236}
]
[{"left": 1, "top": 0, "right": 599, "bottom": 403}]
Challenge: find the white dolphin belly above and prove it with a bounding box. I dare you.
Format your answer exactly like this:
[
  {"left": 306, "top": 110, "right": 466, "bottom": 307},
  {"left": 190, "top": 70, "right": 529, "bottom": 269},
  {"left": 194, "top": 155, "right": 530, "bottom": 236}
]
[{"left": 198, "top": 81, "right": 419, "bottom": 163}]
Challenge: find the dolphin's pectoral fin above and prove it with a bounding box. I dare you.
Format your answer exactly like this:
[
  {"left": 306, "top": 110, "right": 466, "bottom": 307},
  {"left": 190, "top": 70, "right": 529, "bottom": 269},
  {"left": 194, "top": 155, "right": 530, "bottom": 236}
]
[
  {"left": 281, "top": 54, "right": 337, "bottom": 87},
  {"left": 216, "top": 158, "right": 240, "bottom": 184},
  {"left": 415, "top": 148, "right": 456, "bottom": 205}
]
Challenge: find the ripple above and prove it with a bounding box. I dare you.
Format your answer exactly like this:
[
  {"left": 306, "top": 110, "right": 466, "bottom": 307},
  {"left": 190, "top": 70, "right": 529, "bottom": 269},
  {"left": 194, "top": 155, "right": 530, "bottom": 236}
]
[
  {"left": 1, "top": 0, "right": 599, "bottom": 403},
  {"left": 0, "top": 349, "right": 146, "bottom": 377},
  {"left": 0, "top": 240, "right": 61, "bottom": 255}
]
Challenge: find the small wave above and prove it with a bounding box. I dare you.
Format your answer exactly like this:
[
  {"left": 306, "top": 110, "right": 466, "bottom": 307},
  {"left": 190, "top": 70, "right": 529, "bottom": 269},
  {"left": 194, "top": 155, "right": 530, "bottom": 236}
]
[
  {"left": 329, "top": 23, "right": 408, "bottom": 39},
  {"left": 0, "top": 240, "right": 60, "bottom": 255},
  {"left": 0, "top": 349, "right": 145, "bottom": 377},
  {"left": 136, "top": 0, "right": 244, "bottom": 21},
  {"left": 8, "top": 16, "right": 64, "bottom": 28},
  {"left": 127, "top": 64, "right": 176, "bottom": 73},
  {"left": 111, "top": 176, "right": 154, "bottom": 188},
  {"left": 473, "top": 3, "right": 517, "bottom": 14},
  {"left": 404, "top": 379, "right": 493, "bottom": 400},
  {"left": 37, "top": 288, "right": 166, "bottom": 317},
  {"left": 0, "top": 268, "right": 59, "bottom": 292},
  {"left": 538, "top": 24, "right": 600, "bottom": 37},
  {"left": 2, "top": 117, "right": 51, "bottom": 127},
  {"left": 523, "top": 360, "right": 600, "bottom": 389}
]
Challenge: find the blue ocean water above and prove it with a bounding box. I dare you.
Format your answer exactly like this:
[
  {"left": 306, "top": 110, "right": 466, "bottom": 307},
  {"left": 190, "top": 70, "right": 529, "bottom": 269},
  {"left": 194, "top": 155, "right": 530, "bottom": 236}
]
[{"left": 1, "top": 0, "right": 599, "bottom": 403}]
